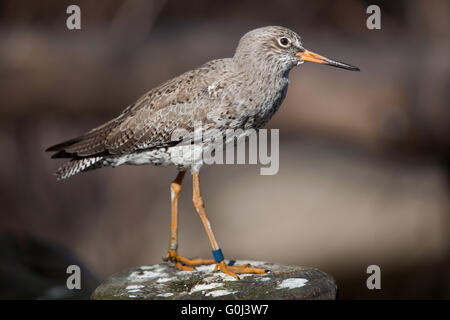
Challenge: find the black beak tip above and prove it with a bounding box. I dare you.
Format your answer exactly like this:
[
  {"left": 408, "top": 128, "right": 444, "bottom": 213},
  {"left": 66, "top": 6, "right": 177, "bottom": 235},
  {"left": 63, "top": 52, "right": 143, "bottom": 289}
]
[
  {"left": 337, "top": 61, "right": 360, "bottom": 72},
  {"left": 336, "top": 63, "right": 360, "bottom": 72},
  {"left": 327, "top": 58, "right": 360, "bottom": 72}
]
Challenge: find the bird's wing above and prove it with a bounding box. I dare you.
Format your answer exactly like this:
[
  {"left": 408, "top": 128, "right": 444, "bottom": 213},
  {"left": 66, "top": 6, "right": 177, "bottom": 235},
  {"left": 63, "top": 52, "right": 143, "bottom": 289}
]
[{"left": 46, "top": 60, "right": 235, "bottom": 159}]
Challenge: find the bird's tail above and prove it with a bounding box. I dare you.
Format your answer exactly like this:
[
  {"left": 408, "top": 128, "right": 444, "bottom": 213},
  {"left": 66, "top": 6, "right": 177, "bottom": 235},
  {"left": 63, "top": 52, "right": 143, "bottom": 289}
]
[{"left": 55, "top": 157, "right": 103, "bottom": 180}]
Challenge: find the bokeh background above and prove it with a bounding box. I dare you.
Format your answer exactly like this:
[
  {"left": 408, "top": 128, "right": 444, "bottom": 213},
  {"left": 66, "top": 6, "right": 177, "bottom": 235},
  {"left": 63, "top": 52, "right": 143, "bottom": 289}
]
[{"left": 0, "top": 0, "right": 449, "bottom": 299}]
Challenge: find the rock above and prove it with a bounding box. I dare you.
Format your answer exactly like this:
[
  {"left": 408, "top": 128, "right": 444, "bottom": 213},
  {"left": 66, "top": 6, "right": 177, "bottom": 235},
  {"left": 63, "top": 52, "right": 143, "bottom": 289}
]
[{"left": 91, "top": 261, "right": 337, "bottom": 300}]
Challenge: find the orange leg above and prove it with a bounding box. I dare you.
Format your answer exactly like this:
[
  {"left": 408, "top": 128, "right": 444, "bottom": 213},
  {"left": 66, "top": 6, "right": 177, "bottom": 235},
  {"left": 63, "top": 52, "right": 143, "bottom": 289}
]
[
  {"left": 192, "top": 172, "right": 266, "bottom": 279},
  {"left": 164, "top": 171, "right": 214, "bottom": 270}
]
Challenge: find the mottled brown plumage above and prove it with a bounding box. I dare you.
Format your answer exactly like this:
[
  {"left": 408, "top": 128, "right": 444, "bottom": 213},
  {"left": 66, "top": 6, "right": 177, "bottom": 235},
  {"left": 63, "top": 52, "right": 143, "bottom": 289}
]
[
  {"left": 46, "top": 26, "right": 359, "bottom": 279},
  {"left": 47, "top": 26, "right": 358, "bottom": 180}
]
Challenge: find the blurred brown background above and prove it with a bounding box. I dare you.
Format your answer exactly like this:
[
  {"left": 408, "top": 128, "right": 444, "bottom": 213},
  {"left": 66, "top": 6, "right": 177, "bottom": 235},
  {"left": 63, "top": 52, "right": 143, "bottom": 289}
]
[{"left": 0, "top": 0, "right": 449, "bottom": 299}]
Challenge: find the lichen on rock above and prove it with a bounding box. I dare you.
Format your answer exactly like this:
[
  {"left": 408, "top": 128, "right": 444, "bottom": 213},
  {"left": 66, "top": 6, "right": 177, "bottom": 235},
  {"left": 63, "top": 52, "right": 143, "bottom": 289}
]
[{"left": 91, "top": 261, "right": 337, "bottom": 300}]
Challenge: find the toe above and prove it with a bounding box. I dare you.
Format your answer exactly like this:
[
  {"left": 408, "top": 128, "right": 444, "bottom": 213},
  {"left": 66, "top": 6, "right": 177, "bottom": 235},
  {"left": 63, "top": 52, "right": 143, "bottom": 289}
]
[{"left": 175, "top": 262, "right": 194, "bottom": 271}]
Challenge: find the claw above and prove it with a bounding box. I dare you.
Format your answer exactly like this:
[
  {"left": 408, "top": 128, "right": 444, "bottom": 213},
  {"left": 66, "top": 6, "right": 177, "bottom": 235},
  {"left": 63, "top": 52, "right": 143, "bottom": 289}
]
[
  {"left": 214, "top": 261, "right": 266, "bottom": 279},
  {"left": 164, "top": 249, "right": 215, "bottom": 271},
  {"left": 175, "top": 262, "right": 194, "bottom": 271}
]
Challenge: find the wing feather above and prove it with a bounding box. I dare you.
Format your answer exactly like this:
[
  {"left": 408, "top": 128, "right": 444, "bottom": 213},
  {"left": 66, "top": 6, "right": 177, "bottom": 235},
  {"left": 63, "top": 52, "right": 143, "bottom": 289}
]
[{"left": 46, "top": 59, "right": 233, "bottom": 160}]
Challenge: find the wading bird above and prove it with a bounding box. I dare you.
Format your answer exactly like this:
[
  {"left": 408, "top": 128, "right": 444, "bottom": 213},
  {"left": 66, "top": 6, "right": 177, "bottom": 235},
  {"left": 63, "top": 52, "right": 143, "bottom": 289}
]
[{"left": 46, "top": 26, "right": 359, "bottom": 279}]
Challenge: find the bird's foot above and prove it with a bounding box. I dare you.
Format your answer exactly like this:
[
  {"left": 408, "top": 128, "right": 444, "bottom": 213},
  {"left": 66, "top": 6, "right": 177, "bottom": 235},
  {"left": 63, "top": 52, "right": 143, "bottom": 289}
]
[
  {"left": 163, "top": 249, "right": 215, "bottom": 271},
  {"left": 214, "top": 261, "right": 267, "bottom": 279}
]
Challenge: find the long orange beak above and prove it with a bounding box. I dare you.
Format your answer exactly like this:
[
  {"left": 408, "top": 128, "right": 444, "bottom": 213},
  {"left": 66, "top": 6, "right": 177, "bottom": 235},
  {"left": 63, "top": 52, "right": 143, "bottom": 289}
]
[{"left": 296, "top": 49, "right": 360, "bottom": 71}]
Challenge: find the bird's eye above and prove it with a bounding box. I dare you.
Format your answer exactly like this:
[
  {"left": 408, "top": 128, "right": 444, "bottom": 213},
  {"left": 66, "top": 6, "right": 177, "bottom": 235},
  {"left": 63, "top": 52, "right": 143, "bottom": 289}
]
[{"left": 278, "top": 37, "right": 290, "bottom": 47}]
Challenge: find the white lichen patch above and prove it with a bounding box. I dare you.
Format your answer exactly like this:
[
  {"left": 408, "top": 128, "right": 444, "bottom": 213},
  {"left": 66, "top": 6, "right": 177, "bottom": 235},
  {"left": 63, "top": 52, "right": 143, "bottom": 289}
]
[
  {"left": 126, "top": 285, "right": 145, "bottom": 290},
  {"left": 157, "top": 292, "right": 174, "bottom": 297},
  {"left": 190, "top": 282, "right": 224, "bottom": 294},
  {"left": 200, "top": 273, "right": 236, "bottom": 282},
  {"left": 157, "top": 276, "right": 178, "bottom": 283},
  {"left": 202, "top": 276, "right": 219, "bottom": 282},
  {"left": 127, "top": 289, "right": 141, "bottom": 293},
  {"left": 140, "top": 265, "right": 166, "bottom": 273},
  {"left": 206, "top": 290, "right": 238, "bottom": 297},
  {"left": 258, "top": 277, "right": 271, "bottom": 282},
  {"left": 216, "top": 272, "right": 239, "bottom": 281},
  {"left": 140, "top": 266, "right": 156, "bottom": 270},
  {"left": 155, "top": 267, "right": 167, "bottom": 273},
  {"left": 176, "top": 270, "right": 193, "bottom": 276},
  {"left": 128, "top": 270, "right": 168, "bottom": 282},
  {"left": 194, "top": 264, "right": 216, "bottom": 272},
  {"left": 139, "top": 264, "right": 168, "bottom": 271},
  {"left": 277, "top": 278, "right": 308, "bottom": 289},
  {"left": 237, "top": 274, "right": 254, "bottom": 279}
]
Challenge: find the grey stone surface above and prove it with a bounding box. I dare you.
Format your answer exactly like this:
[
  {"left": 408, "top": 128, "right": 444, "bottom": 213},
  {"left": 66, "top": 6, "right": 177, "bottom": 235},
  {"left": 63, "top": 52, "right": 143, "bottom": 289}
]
[{"left": 91, "top": 261, "right": 337, "bottom": 300}]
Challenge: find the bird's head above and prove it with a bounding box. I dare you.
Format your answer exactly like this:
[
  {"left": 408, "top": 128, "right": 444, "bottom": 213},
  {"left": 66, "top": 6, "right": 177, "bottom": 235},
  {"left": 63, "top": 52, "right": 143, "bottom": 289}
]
[{"left": 234, "top": 26, "right": 359, "bottom": 74}]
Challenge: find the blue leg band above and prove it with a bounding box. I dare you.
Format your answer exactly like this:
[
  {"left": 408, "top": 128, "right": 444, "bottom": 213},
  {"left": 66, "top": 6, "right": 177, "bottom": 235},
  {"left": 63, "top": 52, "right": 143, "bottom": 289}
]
[{"left": 212, "top": 248, "right": 224, "bottom": 262}]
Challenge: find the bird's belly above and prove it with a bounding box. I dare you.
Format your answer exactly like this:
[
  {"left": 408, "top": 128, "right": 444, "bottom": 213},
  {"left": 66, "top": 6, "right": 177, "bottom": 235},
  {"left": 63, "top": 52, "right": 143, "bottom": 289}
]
[
  {"left": 108, "top": 144, "right": 205, "bottom": 170},
  {"left": 244, "top": 80, "right": 288, "bottom": 129},
  {"left": 109, "top": 149, "right": 171, "bottom": 167},
  {"left": 167, "top": 144, "right": 204, "bottom": 169}
]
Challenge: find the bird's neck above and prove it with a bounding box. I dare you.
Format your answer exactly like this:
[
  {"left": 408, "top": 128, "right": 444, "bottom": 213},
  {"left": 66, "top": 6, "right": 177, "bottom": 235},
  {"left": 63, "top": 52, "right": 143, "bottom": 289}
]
[
  {"left": 234, "top": 56, "right": 290, "bottom": 88},
  {"left": 232, "top": 56, "right": 290, "bottom": 128}
]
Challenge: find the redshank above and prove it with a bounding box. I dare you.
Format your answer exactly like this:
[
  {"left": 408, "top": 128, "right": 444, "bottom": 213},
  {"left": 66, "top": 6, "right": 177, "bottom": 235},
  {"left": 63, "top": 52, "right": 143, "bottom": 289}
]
[{"left": 46, "top": 26, "right": 359, "bottom": 279}]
